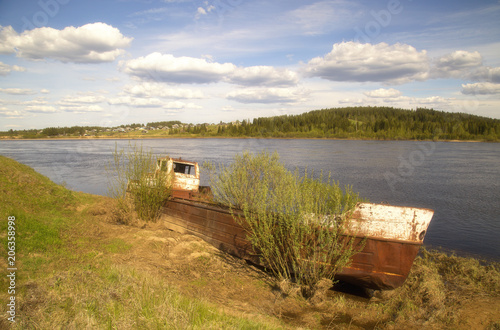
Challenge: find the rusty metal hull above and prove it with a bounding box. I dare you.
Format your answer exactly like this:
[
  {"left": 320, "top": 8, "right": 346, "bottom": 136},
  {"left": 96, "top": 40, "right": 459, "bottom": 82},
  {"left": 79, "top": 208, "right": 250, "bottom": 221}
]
[
  {"left": 161, "top": 198, "right": 433, "bottom": 290},
  {"left": 335, "top": 236, "right": 421, "bottom": 290},
  {"left": 162, "top": 199, "right": 256, "bottom": 262}
]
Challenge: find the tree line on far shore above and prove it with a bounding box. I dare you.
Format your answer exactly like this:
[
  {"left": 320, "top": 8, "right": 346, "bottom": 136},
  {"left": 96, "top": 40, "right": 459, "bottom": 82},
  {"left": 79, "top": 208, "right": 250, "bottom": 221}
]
[
  {"left": 2, "top": 107, "right": 499, "bottom": 141},
  {"left": 217, "top": 107, "right": 500, "bottom": 141}
]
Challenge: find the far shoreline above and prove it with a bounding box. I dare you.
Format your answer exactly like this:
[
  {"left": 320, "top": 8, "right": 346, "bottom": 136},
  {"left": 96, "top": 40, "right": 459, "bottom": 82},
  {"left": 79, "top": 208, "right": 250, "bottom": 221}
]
[{"left": 0, "top": 135, "right": 491, "bottom": 143}]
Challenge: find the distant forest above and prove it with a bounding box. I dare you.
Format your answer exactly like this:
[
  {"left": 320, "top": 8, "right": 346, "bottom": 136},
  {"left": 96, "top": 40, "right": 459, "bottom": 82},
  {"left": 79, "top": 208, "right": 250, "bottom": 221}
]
[
  {"left": 218, "top": 107, "right": 500, "bottom": 141},
  {"left": 2, "top": 107, "right": 499, "bottom": 141}
]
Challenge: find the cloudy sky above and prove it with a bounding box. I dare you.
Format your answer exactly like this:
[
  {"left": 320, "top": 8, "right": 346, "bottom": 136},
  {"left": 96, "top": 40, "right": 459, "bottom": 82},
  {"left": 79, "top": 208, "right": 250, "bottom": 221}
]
[{"left": 0, "top": 0, "right": 499, "bottom": 130}]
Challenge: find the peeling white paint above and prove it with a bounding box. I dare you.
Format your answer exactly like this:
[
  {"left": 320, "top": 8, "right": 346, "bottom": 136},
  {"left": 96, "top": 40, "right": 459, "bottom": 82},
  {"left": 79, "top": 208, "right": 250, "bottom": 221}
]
[{"left": 348, "top": 203, "right": 434, "bottom": 242}]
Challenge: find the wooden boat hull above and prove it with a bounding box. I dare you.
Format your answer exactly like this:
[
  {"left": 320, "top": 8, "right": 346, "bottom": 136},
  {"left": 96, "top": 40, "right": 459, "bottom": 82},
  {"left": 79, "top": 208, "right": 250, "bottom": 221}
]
[{"left": 161, "top": 198, "right": 432, "bottom": 290}]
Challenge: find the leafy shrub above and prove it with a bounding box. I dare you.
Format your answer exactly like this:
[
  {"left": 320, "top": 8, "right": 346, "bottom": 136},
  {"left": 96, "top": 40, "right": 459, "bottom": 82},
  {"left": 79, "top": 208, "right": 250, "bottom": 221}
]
[
  {"left": 107, "top": 143, "right": 172, "bottom": 222},
  {"left": 205, "top": 151, "right": 364, "bottom": 295}
]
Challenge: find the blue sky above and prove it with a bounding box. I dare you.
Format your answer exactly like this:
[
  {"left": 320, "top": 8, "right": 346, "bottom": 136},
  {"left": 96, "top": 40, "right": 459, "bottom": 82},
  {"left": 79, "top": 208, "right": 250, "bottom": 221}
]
[{"left": 1, "top": 0, "right": 499, "bottom": 130}]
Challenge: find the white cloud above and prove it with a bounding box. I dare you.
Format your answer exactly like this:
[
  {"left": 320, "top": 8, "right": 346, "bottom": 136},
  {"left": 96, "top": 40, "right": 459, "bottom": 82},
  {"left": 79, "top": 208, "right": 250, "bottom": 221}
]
[
  {"left": 338, "top": 98, "right": 364, "bottom": 105},
  {"left": 55, "top": 94, "right": 106, "bottom": 113},
  {"left": 0, "top": 108, "right": 24, "bottom": 118},
  {"left": 0, "top": 26, "right": 16, "bottom": 54},
  {"left": 433, "top": 50, "right": 483, "bottom": 79},
  {"left": 364, "top": 88, "right": 402, "bottom": 98},
  {"left": 130, "top": 7, "right": 170, "bottom": 17},
  {"left": 285, "top": 1, "right": 361, "bottom": 36},
  {"left": 121, "top": 52, "right": 236, "bottom": 84},
  {"left": 58, "top": 95, "right": 106, "bottom": 106},
  {"left": 431, "top": 51, "right": 500, "bottom": 84},
  {"left": 303, "top": 42, "right": 430, "bottom": 84},
  {"left": 23, "top": 98, "right": 48, "bottom": 105},
  {"left": 221, "top": 105, "right": 236, "bottom": 112},
  {"left": 108, "top": 96, "right": 165, "bottom": 107},
  {"left": 0, "top": 23, "right": 132, "bottom": 63},
  {"left": 123, "top": 82, "right": 204, "bottom": 99},
  {"left": 108, "top": 95, "right": 202, "bottom": 110},
  {"left": 461, "top": 82, "right": 500, "bottom": 95},
  {"left": 201, "top": 54, "right": 215, "bottom": 62},
  {"left": 409, "top": 96, "right": 453, "bottom": 107},
  {"left": 195, "top": 3, "right": 216, "bottom": 19},
  {"left": 25, "top": 105, "right": 58, "bottom": 113},
  {"left": 60, "top": 105, "right": 104, "bottom": 113},
  {"left": 468, "top": 66, "right": 500, "bottom": 83},
  {"left": 125, "top": 7, "right": 174, "bottom": 29},
  {"left": 0, "top": 61, "right": 26, "bottom": 76},
  {"left": 163, "top": 101, "right": 202, "bottom": 110},
  {"left": 121, "top": 53, "right": 300, "bottom": 87},
  {"left": 0, "top": 88, "right": 37, "bottom": 95},
  {"left": 335, "top": 92, "right": 458, "bottom": 110},
  {"left": 229, "top": 66, "right": 298, "bottom": 87},
  {"left": 227, "top": 87, "right": 309, "bottom": 104}
]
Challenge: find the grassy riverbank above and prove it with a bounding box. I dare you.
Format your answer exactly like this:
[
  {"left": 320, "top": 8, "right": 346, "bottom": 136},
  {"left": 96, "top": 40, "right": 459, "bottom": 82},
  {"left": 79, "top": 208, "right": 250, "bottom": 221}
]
[{"left": 1, "top": 155, "right": 499, "bottom": 329}]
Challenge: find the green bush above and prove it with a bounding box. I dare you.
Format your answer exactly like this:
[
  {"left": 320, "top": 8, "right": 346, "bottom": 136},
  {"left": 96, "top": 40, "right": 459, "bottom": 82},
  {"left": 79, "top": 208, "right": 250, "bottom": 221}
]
[
  {"left": 107, "top": 143, "right": 172, "bottom": 222},
  {"left": 205, "top": 151, "right": 364, "bottom": 295}
]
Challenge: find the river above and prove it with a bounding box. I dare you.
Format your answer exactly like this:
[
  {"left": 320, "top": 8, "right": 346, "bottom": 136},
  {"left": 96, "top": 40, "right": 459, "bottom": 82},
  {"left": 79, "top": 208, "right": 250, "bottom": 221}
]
[{"left": 1, "top": 138, "right": 499, "bottom": 260}]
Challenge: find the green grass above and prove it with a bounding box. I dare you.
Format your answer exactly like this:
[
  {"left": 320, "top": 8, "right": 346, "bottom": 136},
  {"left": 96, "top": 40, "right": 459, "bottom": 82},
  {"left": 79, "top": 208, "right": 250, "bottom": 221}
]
[
  {"left": 105, "top": 238, "right": 132, "bottom": 254},
  {"left": 13, "top": 263, "right": 275, "bottom": 329},
  {"left": 0, "top": 157, "right": 86, "bottom": 279},
  {"left": 0, "top": 155, "right": 283, "bottom": 329}
]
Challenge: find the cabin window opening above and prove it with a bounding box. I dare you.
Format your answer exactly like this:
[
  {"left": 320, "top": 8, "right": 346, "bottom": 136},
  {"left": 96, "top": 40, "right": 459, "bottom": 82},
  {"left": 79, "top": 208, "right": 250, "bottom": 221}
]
[
  {"left": 173, "top": 162, "right": 195, "bottom": 175},
  {"left": 158, "top": 160, "right": 168, "bottom": 172}
]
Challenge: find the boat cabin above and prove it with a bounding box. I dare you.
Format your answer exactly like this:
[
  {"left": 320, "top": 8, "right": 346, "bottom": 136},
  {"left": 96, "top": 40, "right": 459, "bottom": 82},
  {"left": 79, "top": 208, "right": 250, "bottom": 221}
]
[{"left": 156, "top": 157, "right": 200, "bottom": 198}]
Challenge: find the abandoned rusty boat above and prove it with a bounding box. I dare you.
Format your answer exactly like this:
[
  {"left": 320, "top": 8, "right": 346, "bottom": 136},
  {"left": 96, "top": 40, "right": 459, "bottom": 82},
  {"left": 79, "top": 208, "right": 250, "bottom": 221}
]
[{"left": 156, "top": 157, "right": 434, "bottom": 290}]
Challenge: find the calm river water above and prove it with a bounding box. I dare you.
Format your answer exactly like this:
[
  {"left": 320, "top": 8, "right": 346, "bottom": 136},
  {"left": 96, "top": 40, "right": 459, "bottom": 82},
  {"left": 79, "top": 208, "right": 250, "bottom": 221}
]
[{"left": 1, "top": 138, "right": 499, "bottom": 260}]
